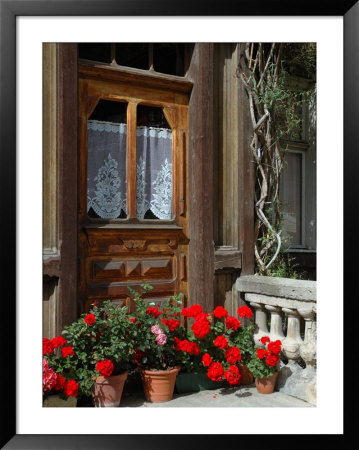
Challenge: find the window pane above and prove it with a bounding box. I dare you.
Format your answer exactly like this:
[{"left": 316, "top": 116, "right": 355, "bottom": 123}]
[
  {"left": 78, "top": 43, "right": 112, "bottom": 63},
  {"left": 136, "top": 105, "right": 173, "bottom": 220},
  {"left": 87, "top": 100, "right": 127, "bottom": 219},
  {"left": 280, "top": 152, "right": 302, "bottom": 246},
  {"left": 115, "top": 43, "right": 149, "bottom": 70},
  {"left": 153, "top": 43, "right": 185, "bottom": 76}
]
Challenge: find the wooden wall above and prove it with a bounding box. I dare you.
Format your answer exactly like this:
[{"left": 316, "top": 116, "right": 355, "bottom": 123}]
[{"left": 213, "top": 43, "right": 254, "bottom": 314}]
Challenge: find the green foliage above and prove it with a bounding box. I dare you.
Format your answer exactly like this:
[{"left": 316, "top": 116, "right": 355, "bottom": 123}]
[
  {"left": 45, "top": 300, "right": 138, "bottom": 397},
  {"left": 247, "top": 352, "right": 276, "bottom": 379},
  {"left": 231, "top": 324, "right": 255, "bottom": 364}
]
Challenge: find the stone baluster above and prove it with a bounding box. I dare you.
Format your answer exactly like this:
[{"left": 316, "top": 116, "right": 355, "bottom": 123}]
[
  {"left": 249, "top": 301, "right": 269, "bottom": 347},
  {"left": 281, "top": 308, "right": 303, "bottom": 364},
  {"left": 298, "top": 307, "right": 317, "bottom": 369},
  {"left": 265, "top": 304, "right": 285, "bottom": 343}
]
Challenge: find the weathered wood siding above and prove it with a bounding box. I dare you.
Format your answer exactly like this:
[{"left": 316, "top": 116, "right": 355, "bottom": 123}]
[{"left": 213, "top": 43, "right": 254, "bottom": 314}]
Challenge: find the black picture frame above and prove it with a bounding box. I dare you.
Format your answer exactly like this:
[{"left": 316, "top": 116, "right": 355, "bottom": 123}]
[{"left": 1, "top": 0, "right": 355, "bottom": 448}]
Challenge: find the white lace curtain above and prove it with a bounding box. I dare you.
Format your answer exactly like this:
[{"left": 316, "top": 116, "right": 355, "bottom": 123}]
[{"left": 87, "top": 120, "right": 173, "bottom": 219}]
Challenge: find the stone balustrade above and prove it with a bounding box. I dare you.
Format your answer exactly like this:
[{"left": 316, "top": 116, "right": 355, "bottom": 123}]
[{"left": 236, "top": 275, "right": 317, "bottom": 405}]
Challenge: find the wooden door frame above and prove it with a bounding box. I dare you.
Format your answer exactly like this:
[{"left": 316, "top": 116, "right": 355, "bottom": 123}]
[{"left": 53, "top": 42, "right": 252, "bottom": 330}]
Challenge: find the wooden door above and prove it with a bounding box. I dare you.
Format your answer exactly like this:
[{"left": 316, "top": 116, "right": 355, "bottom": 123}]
[{"left": 78, "top": 63, "right": 191, "bottom": 313}]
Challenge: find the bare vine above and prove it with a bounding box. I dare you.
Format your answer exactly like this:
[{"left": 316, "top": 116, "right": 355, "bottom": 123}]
[{"left": 238, "top": 43, "right": 315, "bottom": 275}]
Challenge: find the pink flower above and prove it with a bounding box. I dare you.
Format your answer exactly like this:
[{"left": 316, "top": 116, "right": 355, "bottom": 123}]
[
  {"left": 43, "top": 359, "right": 57, "bottom": 392},
  {"left": 151, "top": 324, "right": 162, "bottom": 336},
  {"left": 156, "top": 332, "right": 167, "bottom": 346}
]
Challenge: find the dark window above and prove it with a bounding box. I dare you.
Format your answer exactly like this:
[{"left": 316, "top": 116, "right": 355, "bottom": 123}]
[
  {"left": 115, "top": 43, "right": 149, "bottom": 70},
  {"left": 153, "top": 43, "right": 185, "bottom": 76},
  {"left": 78, "top": 43, "right": 112, "bottom": 63}
]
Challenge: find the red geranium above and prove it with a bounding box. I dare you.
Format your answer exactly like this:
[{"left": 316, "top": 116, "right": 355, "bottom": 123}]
[
  {"left": 84, "top": 313, "right": 96, "bottom": 325},
  {"left": 191, "top": 319, "right": 211, "bottom": 339},
  {"left": 267, "top": 340, "right": 282, "bottom": 355},
  {"left": 146, "top": 306, "right": 161, "bottom": 317},
  {"left": 265, "top": 353, "right": 280, "bottom": 367},
  {"left": 207, "top": 362, "right": 224, "bottom": 382},
  {"left": 225, "top": 316, "right": 241, "bottom": 330},
  {"left": 43, "top": 338, "right": 54, "bottom": 356},
  {"left": 162, "top": 318, "right": 180, "bottom": 331},
  {"left": 224, "top": 365, "right": 242, "bottom": 385},
  {"left": 225, "top": 346, "right": 242, "bottom": 364},
  {"left": 237, "top": 305, "right": 253, "bottom": 319},
  {"left": 96, "top": 359, "right": 114, "bottom": 377},
  {"left": 61, "top": 346, "right": 74, "bottom": 358},
  {"left": 213, "top": 306, "right": 228, "bottom": 319},
  {"left": 180, "top": 307, "right": 192, "bottom": 317},
  {"left": 129, "top": 317, "right": 136, "bottom": 323},
  {"left": 51, "top": 335, "right": 67, "bottom": 348},
  {"left": 63, "top": 379, "right": 79, "bottom": 397},
  {"left": 257, "top": 348, "right": 268, "bottom": 359},
  {"left": 133, "top": 349, "right": 144, "bottom": 364},
  {"left": 54, "top": 373, "right": 66, "bottom": 391},
  {"left": 214, "top": 335, "right": 228, "bottom": 350},
  {"left": 189, "top": 304, "right": 203, "bottom": 317},
  {"left": 260, "top": 336, "right": 270, "bottom": 344},
  {"left": 202, "top": 353, "right": 213, "bottom": 367}
]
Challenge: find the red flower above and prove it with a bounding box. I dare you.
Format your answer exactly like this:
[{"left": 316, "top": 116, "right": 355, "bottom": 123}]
[
  {"left": 191, "top": 319, "right": 211, "bottom": 339},
  {"left": 257, "top": 348, "right": 268, "bottom": 359},
  {"left": 162, "top": 318, "right": 180, "bottom": 331},
  {"left": 51, "top": 335, "right": 67, "bottom": 348},
  {"left": 146, "top": 306, "right": 161, "bottom": 317},
  {"left": 84, "top": 313, "right": 96, "bottom": 325},
  {"left": 96, "top": 359, "right": 114, "bottom": 377},
  {"left": 181, "top": 307, "right": 192, "bottom": 317},
  {"left": 214, "top": 335, "right": 228, "bottom": 350},
  {"left": 265, "top": 353, "right": 280, "bottom": 367},
  {"left": 225, "top": 346, "right": 242, "bottom": 364},
  {"left": 189, "top": 304, "right": 203, "bottom": 317},
  {"left": 54, "top": 373, "right": 66, "bottom": 391},
  {"left": 237, "top": 305, "right": 253, "bottom": 319},
  {"left": 61, "top": 346, "right": 74, "bottom": 358},
  {"left": 207, "top": 362, "right": 224, "bottom": 382},
  {"left": 224, "top": 365, "right": 242, "bottom": 385},
  {"left": 202, "top": 353, "right": 213, "bottom": 367},
  {"left": 225, "top": 316, "right": 241, "bottom": 330},
  {"left": 129, "top": 317, "right": 136, "bottom": 323},
  {"left": 63, "top": 379, "right": 79, "bottom": 397},
  {"left": 133, "top": 349, "right": 144, "bottom": 364},
  {"left": 213, "top": 306, "right": 228, "bottom": 319},
  {"left": 43, "top": 338, "right": 54, "bottom": 356},
  {"left": 260, "top": 336, "right": 270, "bottom": 344},
  {"left": 267, "top": 340, "right": 282, "bottom": 355}
]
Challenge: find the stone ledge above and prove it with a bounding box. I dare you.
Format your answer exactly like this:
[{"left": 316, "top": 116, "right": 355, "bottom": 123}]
[{"left": 236, "top": 275, "right": 316, "bottom": 302}]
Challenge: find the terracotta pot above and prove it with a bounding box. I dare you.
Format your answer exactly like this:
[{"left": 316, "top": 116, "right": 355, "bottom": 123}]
[
  {"left": 238, "top": 364, "right": 254, "bottom": 385},
  {"left": 92, "top": 371, "right": 128, "bottom": 407},
  {"left": 255, "top": 371, "right": 278, "bottom": 394},
  {"left": 43, "top": 393, "right": 77, "bottom": 407},
  {"left": 141, "top": 367, "right": 180, "bottom": 402}
]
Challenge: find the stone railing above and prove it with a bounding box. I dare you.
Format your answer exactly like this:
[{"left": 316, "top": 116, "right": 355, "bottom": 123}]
[{"left": 236, "top": 275, "right": 316, "bottom": 405}]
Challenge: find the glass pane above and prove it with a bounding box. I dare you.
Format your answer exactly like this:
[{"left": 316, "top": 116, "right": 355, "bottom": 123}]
[
  {"left": 87, "top": 100, "right": 127, "bottom": 219},
  {"left": 78, "top": 43, "right": 112, "bottom": 63},
  {"left": 115, "top": 43, "right": 149, "bottom": 70},
  {"left": 280, "top": 152, "right": 302, "bottom": 246},
  {"left": 136, "top": 105, "right": 173, "bottom": 220},
  {"left": 153, "top": 43, "right": 185, "bottom": 76}
]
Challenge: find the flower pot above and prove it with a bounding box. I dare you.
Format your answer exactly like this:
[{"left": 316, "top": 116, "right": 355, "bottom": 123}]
[
  {"left": 43, "top": 393, "right": 77, "bottom": 407},
  {"left": 255, "top": 371, "right": 278, "bottom": 394},
  {"left": 238, "top": 364, "right": 254, "bottom": 385},
  {"left": 175, "top": 372, "right": 225, "bottom": 394},
  {"left": 92, "top": 371, "right": 128, "bottom": 407},
  {"left": 141, "top": 367, "right": 180, "bottom": 402}
]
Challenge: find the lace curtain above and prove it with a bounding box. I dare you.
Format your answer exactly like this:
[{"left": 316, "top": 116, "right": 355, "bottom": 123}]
[{"left": 87, "top": 120, "right": 173, "bottom": 219}]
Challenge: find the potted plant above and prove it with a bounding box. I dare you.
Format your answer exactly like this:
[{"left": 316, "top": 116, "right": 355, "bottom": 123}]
[
  {"left": 43, "top": 337, "right": 79, "bottom": 407},
  {"left": 61, "top": 300, "right": 136, "bottom": 407},
  {"left": 129, "top": 283, "right": 183, "bottom": 403},
  {"left": 247, "top": 336, "right": 282, "bottom": 394}
]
